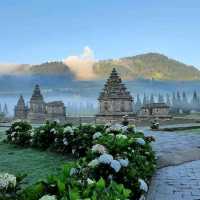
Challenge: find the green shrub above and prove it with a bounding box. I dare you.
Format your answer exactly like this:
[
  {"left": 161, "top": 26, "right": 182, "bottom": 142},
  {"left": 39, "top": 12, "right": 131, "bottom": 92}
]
[
  {"left": 6, "top": 122, "right": 156, "bottom": 199},
  {"left": 0, "top": 173, "right": 25, "bottom": 200},
  {"left": 6, "top": 120, "right": 32, "bottom": 146}
]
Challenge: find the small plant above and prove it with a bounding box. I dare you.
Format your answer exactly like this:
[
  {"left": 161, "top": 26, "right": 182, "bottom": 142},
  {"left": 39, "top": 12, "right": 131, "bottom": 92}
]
[
  {"left": 0, "top": 173, "right": 25, "bottom": 200},
  {"left": 6, "top": 120, "right": 32, "bottom": 146}
]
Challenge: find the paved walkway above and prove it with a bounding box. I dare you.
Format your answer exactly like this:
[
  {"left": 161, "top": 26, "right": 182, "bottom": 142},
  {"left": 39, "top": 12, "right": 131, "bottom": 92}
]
[
  {"left": 140, "top": 127, "right": 200, "bottom": 200},
  {"left": 147, "top": 160, "right": 200, "bottom": 200}
]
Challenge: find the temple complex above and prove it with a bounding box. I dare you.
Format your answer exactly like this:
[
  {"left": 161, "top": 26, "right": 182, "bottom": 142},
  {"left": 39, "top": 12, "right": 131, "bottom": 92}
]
[
  {"left": 139, "top": 102, "right": 170, "bottom": 118},
  {"left": 14, "top": 84, "right": 66, "bottom": 123},
  {"left": 96, "top": 68, "right": 135, "bottom": 123}
]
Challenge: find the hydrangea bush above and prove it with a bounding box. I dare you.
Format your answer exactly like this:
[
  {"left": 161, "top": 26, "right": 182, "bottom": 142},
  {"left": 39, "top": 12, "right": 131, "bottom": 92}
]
[
  {"left": 6, "top": 121, "right": 156, "bottom": 199},
  {"left": 6, "top": 120, "right": 32, "bottom": 146},
  {"left": 0, "top": 173, "right": 25, "bottom": 200}
]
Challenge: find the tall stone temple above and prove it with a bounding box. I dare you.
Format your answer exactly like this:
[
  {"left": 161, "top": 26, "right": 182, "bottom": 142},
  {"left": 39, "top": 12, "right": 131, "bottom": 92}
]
[
  {"left": 14, "top": 84, "right": 66, "bottom": 123},
  {"left": 96, "top": 68, "right": 134, "bottom": 123},
  {"left": 27, "top": 84, "right": 46, "bottom": 122}
]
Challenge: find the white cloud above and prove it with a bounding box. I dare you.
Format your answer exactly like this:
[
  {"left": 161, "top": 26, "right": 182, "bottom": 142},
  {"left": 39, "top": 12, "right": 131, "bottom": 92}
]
[{"left": 63, "top": 46, "right": 96, "bottom": 80}]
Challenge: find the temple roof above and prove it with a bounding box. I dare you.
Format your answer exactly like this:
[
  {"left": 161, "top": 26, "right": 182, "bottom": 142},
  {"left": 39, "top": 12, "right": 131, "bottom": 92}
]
[
  {"left": 142, "top": 103, "right": 169, "bottom": 109},
  {"left": 16, "top": 95, "right": 25, "bottom": 107},
  {"left": 46, "top": 101, "right": 64, "bottom": 106},
  {"left": 30, "top": 84, "right": 44, "bottom": 102},
  {"left": 98, "top": 68, "right": 133, "bottom": 100}
]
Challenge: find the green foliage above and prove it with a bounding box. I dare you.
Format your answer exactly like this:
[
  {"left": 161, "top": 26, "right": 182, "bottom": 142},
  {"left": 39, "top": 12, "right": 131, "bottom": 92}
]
[
  {"left": 6, "top": 120, "right": 32, "bottom": 146},
  {"left": 6, "top": 122, "right": 156, "bottom": 200}
]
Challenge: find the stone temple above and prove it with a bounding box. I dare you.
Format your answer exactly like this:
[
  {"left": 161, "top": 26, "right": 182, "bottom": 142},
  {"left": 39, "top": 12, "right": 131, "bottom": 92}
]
[
  {"left": 14, "top": 84, "right": 66, "bottom": 123},
  {"left": 96, "top": 68, "right": 134, "bottom": 123}
]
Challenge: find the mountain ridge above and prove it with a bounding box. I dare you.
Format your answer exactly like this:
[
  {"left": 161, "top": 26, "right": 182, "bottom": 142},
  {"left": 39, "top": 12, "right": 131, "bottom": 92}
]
[{"left": 1, "top": 53, "right": 200, "bottom": 80}]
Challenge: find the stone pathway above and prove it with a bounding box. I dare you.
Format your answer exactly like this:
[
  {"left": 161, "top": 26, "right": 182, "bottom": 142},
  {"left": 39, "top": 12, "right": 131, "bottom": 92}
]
[
  {"left": 140, "top": 126, "right": 200, "bottom": 200},
  {"left": 147, "top": 160, "right": 200, "bottom": 200}
]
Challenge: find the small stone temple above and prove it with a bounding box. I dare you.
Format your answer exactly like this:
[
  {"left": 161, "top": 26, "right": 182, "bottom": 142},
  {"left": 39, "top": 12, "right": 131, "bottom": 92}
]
[
  {"left": 139, "top": 103, "right": 170, "bottom": 118},
  {"left": 14, "top": 84, "right": 66, "bottom": 123},
  {"left": 96, "top": 68, "right": 135, "bottom": 123},
  {"left": 14, "top": 95, "right": 28, "bottom": 120}
]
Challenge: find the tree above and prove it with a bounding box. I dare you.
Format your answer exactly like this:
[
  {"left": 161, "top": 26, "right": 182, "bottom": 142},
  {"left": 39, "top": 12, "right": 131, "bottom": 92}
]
[
  {"left": 135, "top": 94, "right": 142, "bottom": 112},
  {"left": 158, "top": 93, "right": 164, "bottom": 103},
  {"left": 166, "top": 93, "right": 171, "bottom": 106},
  {"left": 142, "top": 93, "right": 148, "bottom": 105},
  {"left": 150, "top": 94, "right": 155, "bottom": 104}
]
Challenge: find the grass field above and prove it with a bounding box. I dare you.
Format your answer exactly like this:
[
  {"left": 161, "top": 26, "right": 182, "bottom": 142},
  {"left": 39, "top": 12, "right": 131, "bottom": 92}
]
[{"left": 0, "top": 128, "right": 73, "bottom": 188}]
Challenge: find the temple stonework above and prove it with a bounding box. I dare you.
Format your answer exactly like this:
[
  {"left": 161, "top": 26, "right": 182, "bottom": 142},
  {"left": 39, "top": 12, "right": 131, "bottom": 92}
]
[
  {"left": 96, "top": 68, "right": 135, "bottom": 123},
  {"left": 14, "top": 95, "right": 28, "bottom": 120},
  {"left": 139, "top": 103, "right": 170, "bottom": 118},
  {"left": 14, "top": 84, "right": 66, "bottom": 123}
]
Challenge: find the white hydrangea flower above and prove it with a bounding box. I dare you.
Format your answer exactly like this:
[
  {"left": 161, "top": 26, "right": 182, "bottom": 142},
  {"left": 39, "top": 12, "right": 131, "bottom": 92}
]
[
  {"left": 39, "top": 195, "right": 57, "bottom": 200},
  {"left": 110, "top": 160, "right": 121, "bottom": 172},
  {"left": 70, "top": 168, "right": 78, "bottom": 176},
  {"left": 88, "top": 159, "right": 99, "bottom": 167},
  {"left": 91, "top": 124, "right": 96, "bottom": 128},
  {"left": 40, "top": 130, "right": 45, "bottom": 134},
  {"left": 72, "top": 149, "right": 76, "bottom": 154},
  {"left": 105, "top": 122, "right": 111, "bottom": 128},
  {"left": 15, "top": 126, "right": 20, "bottom": 130},
  {"left": 12, "top": 119, "right": 21, "bottom": 124},
  {"left": 105, "top": 128, "right": 111, "bottom": 133},
  {"left": 110, "top": 124, "right": 123, "bottom": 132},
  {"left": 64, "top": 126, "right": 74, "bottom": 135},
  {"left": 29, "top": 139, "right": 33, "bottom": 143},
  {"left": 11, "top": 137, "right": 15, "bottom": 142},
  {"left": 99, "top": 153, "right": 113, "bottom": 164},
  {"left": 136, "top": 138, "right": 146, "bottom": 145},
  {"left": 54, "top": 138, "right": 58, "bottom": 143},
  {"left": 92, "top": 132, "right": 102, "bottom": 140},
  {"left": 30, "top": 130, "right": 35, "bottom": 137},
  {"left": 121, "top": 126, "right": 128, "bottom": 133},
  {"left": 138, "top": 178, "right": 148, "bottom": 192},
  {"left": 118, "top": 158, "right": 129, "bottom": 167},
  {"left": 11, "top": 132, "right": 16, "bottom": 137},
  {"left": 91, "top": 144, "right": 107, "bottom": 154},
  {"left": 87, "top": 178, "right": 95, "bottom": 185},
  {"left": 139, "top": 195, "right": 146, "bottom": 200},
  {"left": 0, "top": 173, "right": 16, "bottom": 190},
  {"left": 54, "top": 119, "right": 60, "bottom": 124},
  {"left": 116, "top": 134, "right": 127, "bottom": 140},
  {"left": 50, "top": 128, "right": 57, "bottom": 134},
  {"left": 63, "top": 138, "right": 68, "bottom": 146},
  {"left": 108, "top": 133, "right": 114, "bottom": 137}
]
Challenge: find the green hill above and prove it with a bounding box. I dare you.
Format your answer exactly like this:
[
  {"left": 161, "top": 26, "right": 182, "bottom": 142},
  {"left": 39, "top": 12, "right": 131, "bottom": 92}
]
[
  {"left": 28, "top": 61, "right": 74, "bottom": 76},
  {"left": 93, "top": 53, "right": 200, "bottom": 80}
]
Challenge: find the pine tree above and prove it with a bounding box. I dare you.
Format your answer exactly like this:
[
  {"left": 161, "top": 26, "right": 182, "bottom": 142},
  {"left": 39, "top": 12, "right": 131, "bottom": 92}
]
[
  {"left": 191, "top": 91, "right": 199, "bottom": 111},
  {"left": 143, "top": 93, "right": 148, "bottom": 105},
  {"left": 135, "top": 94, "right": 142, "bottom": 112},
  {"left": 150, "top": 93, "right": 155, "bottom": 104},
  {"left": 166, "top": 93, "right": 171, "bottom": 106},
  {"left": 3, "top": 103, "right": 8, "bottom": 116},
  {"left": 158, "top": 93, "right": 164, "bottom": 103}
]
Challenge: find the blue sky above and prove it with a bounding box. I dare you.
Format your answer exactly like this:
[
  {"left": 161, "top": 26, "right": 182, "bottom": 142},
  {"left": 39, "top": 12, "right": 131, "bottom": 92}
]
[{"left": 0, "top": 0, "right": 200, "bottom": 68}]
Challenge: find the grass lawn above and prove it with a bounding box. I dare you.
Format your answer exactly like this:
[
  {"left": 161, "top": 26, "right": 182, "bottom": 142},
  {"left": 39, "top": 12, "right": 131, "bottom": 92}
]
[{"left": 0, "top": 128, "right": 73, "bottom": 188}]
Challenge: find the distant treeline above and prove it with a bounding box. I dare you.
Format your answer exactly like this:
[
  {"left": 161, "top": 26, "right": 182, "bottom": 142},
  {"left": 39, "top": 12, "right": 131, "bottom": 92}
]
[{"left": 134, "top": 91, "right": 200, "bottom": 114}]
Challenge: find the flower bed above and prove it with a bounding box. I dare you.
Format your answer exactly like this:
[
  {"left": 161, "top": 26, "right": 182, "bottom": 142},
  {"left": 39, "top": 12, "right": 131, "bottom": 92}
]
[{"left": 6, "top": 120, "right": 156, "bottom": 200}]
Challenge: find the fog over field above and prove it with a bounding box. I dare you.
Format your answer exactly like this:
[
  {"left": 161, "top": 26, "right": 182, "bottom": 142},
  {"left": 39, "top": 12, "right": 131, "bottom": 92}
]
[{"left": 1, "top": 74, "right": 200, "bottom": 116}]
